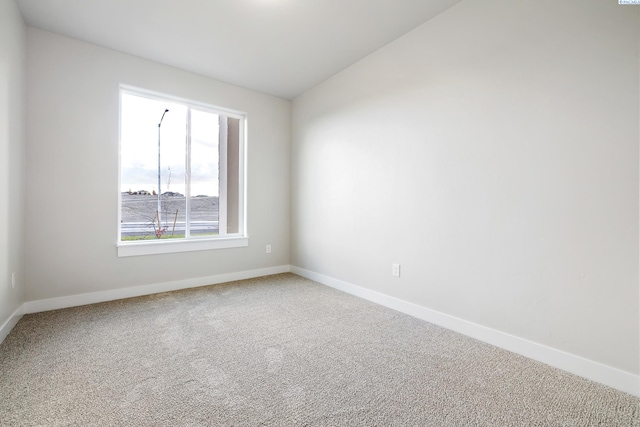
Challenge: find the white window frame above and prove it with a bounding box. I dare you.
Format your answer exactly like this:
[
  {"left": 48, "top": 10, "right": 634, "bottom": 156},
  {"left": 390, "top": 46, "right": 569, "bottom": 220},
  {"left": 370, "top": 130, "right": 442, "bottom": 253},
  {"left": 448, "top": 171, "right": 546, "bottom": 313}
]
[{"left": 117, "top": 86, "right": 248, "bottom": 257}]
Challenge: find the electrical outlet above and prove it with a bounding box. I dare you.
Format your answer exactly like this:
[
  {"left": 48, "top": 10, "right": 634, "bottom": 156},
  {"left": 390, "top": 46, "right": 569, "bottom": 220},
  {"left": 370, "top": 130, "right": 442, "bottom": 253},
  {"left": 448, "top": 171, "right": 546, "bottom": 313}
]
[
  {"left": 11, "top": 272, "right": 15, "bottom": 289},
  {"left": 392, "top": 263, "right": 400, "bottom": 277},
  {"left": 266, "top": 244, "right": 272, "bottom": 254}
]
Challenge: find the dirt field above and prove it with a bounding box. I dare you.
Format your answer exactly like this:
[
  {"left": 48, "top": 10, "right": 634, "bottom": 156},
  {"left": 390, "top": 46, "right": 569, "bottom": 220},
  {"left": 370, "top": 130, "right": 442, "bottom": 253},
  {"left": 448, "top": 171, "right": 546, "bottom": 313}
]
[{"left": 121, "top": 194, "right": 219, "bottom": 223}]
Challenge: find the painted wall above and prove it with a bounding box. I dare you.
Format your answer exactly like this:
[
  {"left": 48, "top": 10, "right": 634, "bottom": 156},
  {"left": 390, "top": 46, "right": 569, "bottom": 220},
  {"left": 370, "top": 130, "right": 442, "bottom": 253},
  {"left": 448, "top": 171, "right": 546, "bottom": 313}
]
[
  {"left": 292, "top": 0, "right": 639, "bottom": 375},
  {"left": 25, "top": 28, "right": 291, "bottom": 301},
  {"left": 0, "top": 0, "right": 26, "bottom": 330}
]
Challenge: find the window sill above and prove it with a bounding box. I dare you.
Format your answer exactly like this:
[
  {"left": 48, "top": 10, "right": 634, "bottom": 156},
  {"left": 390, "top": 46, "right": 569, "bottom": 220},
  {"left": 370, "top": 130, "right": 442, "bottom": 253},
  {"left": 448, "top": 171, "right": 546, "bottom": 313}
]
[{"left": 117, "top": 236, "right": 249, "bottom": 257}]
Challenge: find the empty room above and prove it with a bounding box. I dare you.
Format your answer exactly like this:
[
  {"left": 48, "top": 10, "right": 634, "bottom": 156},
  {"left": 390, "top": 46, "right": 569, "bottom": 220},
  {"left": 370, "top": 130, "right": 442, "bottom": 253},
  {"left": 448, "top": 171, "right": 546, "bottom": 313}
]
[{"left": 1, "top": 0, "right": 639, "bottom": 425}]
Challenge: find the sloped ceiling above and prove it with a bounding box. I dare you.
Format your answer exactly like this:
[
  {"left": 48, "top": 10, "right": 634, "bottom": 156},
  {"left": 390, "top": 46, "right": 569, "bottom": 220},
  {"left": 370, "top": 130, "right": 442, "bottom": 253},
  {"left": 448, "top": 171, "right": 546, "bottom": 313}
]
[{"left": 16, "top": 0, "right": 463, "bottom": 99}]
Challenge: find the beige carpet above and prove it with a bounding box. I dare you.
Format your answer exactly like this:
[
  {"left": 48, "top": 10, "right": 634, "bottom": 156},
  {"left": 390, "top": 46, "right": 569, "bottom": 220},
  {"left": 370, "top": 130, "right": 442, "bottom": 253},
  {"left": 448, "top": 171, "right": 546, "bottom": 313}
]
[{"left": 0, "top": 273, "right": 638, "bottom": 426}]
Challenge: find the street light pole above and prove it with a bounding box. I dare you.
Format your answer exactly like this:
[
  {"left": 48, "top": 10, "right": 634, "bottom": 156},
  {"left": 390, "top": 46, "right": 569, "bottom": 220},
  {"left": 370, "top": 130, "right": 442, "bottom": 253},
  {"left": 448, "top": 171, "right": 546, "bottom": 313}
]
[{"left": 158, "top": 109, "right": 169, "bottom": 230}]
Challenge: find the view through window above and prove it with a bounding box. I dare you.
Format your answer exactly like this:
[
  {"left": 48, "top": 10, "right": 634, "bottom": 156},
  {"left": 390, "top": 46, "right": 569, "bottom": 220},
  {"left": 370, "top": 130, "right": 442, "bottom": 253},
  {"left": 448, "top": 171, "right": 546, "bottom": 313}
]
[{"left": 119, "top": 89, "right": 244, "bottom": 243}]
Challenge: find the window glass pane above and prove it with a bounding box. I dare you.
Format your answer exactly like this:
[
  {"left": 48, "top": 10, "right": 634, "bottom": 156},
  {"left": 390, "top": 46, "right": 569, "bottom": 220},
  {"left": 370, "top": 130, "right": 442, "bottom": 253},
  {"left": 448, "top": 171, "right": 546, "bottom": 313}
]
[
  {"left": 120, "top": 92, "right": 186, "bottom": 240},
  {"left": 158, "top": 106, "right": 187, "bottom": 239},
  {"left": 189, "top": 109, "right": 220, "bottom": 237}
]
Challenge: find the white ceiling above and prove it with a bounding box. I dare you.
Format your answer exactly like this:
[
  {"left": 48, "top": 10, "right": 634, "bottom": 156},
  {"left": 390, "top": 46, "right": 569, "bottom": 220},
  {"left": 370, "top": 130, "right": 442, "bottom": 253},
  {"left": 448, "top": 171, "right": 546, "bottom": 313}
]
[{"left": 15, "top": 0, "right": 463, "bottom": 99}]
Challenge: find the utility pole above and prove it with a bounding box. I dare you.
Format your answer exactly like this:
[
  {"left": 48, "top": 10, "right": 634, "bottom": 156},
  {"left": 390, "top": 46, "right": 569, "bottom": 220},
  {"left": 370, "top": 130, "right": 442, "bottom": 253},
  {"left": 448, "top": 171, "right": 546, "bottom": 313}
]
[{"left": 158, "top": 109, "right": 169, "bottom": 229}]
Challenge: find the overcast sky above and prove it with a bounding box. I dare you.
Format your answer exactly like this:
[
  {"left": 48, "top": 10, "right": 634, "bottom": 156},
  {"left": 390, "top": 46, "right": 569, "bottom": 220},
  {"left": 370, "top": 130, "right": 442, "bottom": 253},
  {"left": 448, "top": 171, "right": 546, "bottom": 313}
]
[{"left": 120, "top": 92, "right": 219, "bottom": 197}]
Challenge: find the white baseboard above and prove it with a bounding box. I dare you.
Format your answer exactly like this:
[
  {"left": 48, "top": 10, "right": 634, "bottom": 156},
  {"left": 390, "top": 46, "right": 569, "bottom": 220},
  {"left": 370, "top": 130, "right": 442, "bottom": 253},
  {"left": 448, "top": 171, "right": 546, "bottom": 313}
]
[
  {"left": 23, "top": 265, "right": 291, "bottom": 314},
  {"left": 0, "top": 305, "right": 25, "bottom": 345},
  {"left": 290, "top": 266, "right": 640, "bottom": 398}
]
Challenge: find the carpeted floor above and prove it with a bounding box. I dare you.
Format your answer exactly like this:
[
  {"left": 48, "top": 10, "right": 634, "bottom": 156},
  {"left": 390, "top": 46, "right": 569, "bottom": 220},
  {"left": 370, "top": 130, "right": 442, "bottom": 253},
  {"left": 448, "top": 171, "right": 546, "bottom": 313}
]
[{"left": 0, "top": 273, "right": 638, "bottom": 426}]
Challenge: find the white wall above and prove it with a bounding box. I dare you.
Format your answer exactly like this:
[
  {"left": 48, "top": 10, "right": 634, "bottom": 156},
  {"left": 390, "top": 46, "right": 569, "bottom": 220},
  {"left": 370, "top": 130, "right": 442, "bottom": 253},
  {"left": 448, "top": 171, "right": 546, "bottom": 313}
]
[
  {"left": 0, "top": 0, "right": 26, "bottom": 334},
  {"left": 292, "top": 0, "right": 639, "bottom": 376},
  {"left": 25, "top": 28, "right": 290, "bottom": 301}
]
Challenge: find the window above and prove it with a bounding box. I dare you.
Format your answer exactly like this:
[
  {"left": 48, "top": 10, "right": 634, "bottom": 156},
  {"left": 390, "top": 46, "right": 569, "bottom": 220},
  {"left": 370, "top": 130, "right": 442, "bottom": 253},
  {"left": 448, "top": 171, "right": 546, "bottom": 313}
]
[{"left": 118, "top": 87, "right": 247, "bottom": 256}]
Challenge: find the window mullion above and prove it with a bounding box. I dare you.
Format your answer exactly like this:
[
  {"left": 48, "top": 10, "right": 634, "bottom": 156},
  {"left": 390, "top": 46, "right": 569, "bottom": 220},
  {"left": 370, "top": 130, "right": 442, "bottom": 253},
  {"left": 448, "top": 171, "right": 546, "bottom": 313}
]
[{"left": 185, "top": 107, "right": 192, "bottom": 239}]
